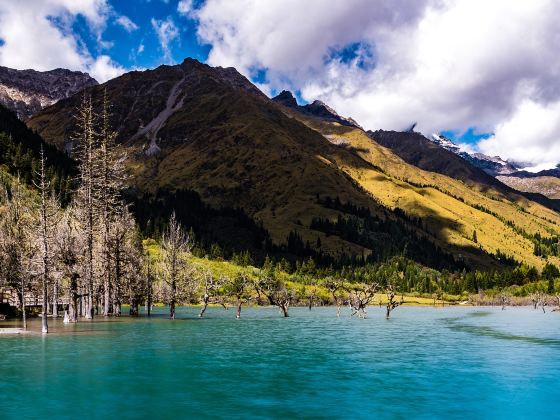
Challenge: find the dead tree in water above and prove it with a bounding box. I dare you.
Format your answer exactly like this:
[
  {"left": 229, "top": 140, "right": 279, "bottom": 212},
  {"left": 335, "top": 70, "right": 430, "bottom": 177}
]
[
  {"left": 73, "top": 94, "right": 98, "bottom": 320},
  {"left": 324, "top": 278, "right": 346, "bottom": 317},
  {"left": 34, "top": 147, "right": 59, "bottom": 333},
  {"left": 226, "top": 273, "right": 252, "bottom": 319},
  {"left": 198, "top": 271, "right": 226, "bottom": 318},
  {"left": 256, "top": 269, "right": 293, "bottom": 317},
  {"left": 530, "top": 291, "right": 547, "bottom": 313},
  {"left": 54, "top": 209, "right": 82, "bottom": 322},
  {"left": 348, "top": 282, "right": 379, "bottom": 319},
  {"left": 385, "top": 284, "right": 404, "bottom": 319},
  {"left": 144, "top": 251, "right": 154, "bottom": 316},
  {"left": 161, "top": 212, "right": 191, "bottom": 319},
  {"left": 499, "top": 291, "right": 510, "bottom": 310}
]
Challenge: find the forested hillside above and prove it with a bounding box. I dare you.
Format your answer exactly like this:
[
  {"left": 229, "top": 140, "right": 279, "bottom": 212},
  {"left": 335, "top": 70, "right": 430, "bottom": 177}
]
[{"left": 26, "top": 58, "right": 560, "bottom": 273}]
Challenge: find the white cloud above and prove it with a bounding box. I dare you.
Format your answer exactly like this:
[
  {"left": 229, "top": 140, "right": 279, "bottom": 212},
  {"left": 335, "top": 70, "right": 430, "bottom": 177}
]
[
  {"left": 0, "top": 0, "right": 125, "bottom": 82},
  {"left": 151, "top": 17, "right": 180, "bottom": 64},
  {"left": 89, "top": 55, "right": 126, "bottom": 83},
  {"left": 177, "top": 0, "right": 194, "bottom": 16},
  {"left": 478, "top": 100, "right": 560, "bottom": 169},
  {"left": 193, "top": 0, "right": 560, "bottom": 167},
  {"left": 116, "top": 15, "right": 139, "bottom": 32}
]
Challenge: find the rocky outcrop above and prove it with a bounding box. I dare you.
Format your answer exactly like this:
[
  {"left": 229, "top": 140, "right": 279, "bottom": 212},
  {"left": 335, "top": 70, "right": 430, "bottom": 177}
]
[{"left": 0, "top": 66, "right": 98, "bottom": 119}]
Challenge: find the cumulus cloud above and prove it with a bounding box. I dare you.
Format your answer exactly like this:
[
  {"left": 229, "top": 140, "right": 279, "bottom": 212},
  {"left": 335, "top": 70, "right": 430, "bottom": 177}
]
[
  {"left": 177, "top": 0, "right": 194, "bottom": 16},
  {"left": 151, "top": 17, "right": 180, "bottom": 64},
  {"left": 116, "top": 15, "right": 139, "bottom": 32},
  {"left": 193, "top": 0, "right": 560, "bottom": 168},
  {"left": 0, "top": 0, "right": 125, "bottom": 82},
  {"left": 89, "top": 55, "right": 126, "bottom": 82},
  {"left": 478, "top": 100, "right": 560, "bottom": 169}
]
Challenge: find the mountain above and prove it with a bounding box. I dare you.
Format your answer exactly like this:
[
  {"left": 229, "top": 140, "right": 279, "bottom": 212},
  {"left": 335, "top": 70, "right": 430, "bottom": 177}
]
[
  {"left": 0, "top": 66, "right": 98, "bottom": 119},
  {"left": 26, "top": 59, "right": 560, "bottom": 270},
  {"left": 430, "top": 134, "right": 520, "bottom": 176},
  {"left": 497, "top": 175, "right": 560, "bottom": 199},
  {"left": 497, "top": 167, "right": 560, "bottom": 199},
  {"left": 429, "top": 133, "right": 520, "bottom": 176},
  {"left": 272, "top": 90, "right": 361, "bottom": 128},
  {"left": 369, "top": 130, "right": 514, "bottom": 190},
  {"left": 428, "top": 134, "right": 560, "bottom": 199}
]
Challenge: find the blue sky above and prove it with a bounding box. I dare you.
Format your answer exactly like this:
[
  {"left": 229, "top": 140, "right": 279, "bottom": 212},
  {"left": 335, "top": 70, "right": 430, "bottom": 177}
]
[
  {"left": 0, "top": 0, "right": 559, "bottom": 168},
  {"left": 77, "top": 1, "right": 210, "bottom": 70}
]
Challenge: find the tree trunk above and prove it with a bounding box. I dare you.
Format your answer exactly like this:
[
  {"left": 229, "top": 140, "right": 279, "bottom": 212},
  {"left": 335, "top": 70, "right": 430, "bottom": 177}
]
[
  {"left": 280, "top": 303, "right": 289, "bottom": 317},
  {"left": 69, "top": 274, "right": 78, "bottom": 322},
  {"left": 236, "top": 299, "right": 242, "bottom": 319},
  {"left": 199, "top": 294, "right": 209, "bottom": 317},
  {"left": 129, "top": 299, "right": 139, "bottom": 316},
  {"left": 20, "top": 280, "right": 26, "bottom": 330},
  {"left": 103, "top": 276, "right": 111, "bottom": 316},
  {"left": 52, "top": 278, "right": 58, "bottom": 318},
  {"left": 170, "top": 280, "right": 176, "bottom": 319}
]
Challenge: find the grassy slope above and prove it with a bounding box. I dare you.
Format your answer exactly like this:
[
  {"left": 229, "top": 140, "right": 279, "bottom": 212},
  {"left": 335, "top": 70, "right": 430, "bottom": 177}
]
[
  {"left": 282, "top": 110, "right": 560, "bottom": 269},
  {"left": 143, "top": 239, "right": 459, "bottom": 305},
  {"left": 27, "top": 60, "right": 560, "bottom": 269}
]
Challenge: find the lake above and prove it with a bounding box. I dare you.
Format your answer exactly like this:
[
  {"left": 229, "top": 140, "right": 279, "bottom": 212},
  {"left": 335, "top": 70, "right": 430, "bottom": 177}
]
[{"left": 1, "top": 306, "right": 559, "bottom": 419}]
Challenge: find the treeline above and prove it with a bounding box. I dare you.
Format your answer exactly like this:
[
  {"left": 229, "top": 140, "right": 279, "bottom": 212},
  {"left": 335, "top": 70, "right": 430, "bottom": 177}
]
[
  {"left": 312, "top": 195, "right": 465, "bottom": 271},
  {"left": 0, "top": 104, "right": 75, "bottom": 204}
]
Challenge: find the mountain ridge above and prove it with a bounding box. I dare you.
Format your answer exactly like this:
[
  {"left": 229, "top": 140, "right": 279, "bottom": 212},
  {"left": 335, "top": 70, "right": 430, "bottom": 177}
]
[
  {"left": 26, "top": 58, "right": 560, "bottom": 270},
  {"left": 0, "top": 65, "right": 98, "bottom": 120}
]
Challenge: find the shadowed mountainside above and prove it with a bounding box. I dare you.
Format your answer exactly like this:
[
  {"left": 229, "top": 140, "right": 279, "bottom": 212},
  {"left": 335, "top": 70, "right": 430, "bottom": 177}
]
[{"left": 26, "top": 59, "right": 560, "bottom": 270}]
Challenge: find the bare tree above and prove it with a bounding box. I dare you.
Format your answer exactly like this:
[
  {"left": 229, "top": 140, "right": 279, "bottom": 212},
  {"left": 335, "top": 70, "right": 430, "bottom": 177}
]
[
  {"left": 499, "top": 291, "right": 510, "bottom": 310},
  {"left": 553, "top": 294, "right": 560, "bottom": 312},
  {"left": 226, "top": 273, "right": 252, "bottom": 319},
  {"left": 144, "top": 251, "right": 155, "bottom": 316},
  {"left": 530, "top": 291, "right": 547, "bottom": 313},
  {"left": 73, "top": 93, "right": 98, "bottom": 320},
  {"left": 34, "top": 147, "right": 59, "bottom": 333},
  {"left": 198, "top": 271, "right": 226, "bottom": 318},
  {"left": 324, "top": 278, "right": 346, "bottom": 317},
  {"left": 385, "top": 284, "right": 404, "bottom": 319},
  {"left": 161, "top": 212, "right": 191, "bottom": 319},
  {"left": 97, "top": 89, "right": 127, "bottom": 317},
  {"left": 256, "top": 268, "right": 293, "bottom": 317},
  {"left": 348, "top": 281, "right": 379, "bottom": 319},
  {"left": 54, "top": 208, "right": 82, "bottom": 322}
]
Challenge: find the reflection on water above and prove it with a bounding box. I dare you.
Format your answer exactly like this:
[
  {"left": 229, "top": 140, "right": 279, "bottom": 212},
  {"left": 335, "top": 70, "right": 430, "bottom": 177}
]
[
  {"left": 0, "top": 306, "right": 559, "bottom": 419},
  {"left": 442, "top": 314, "right": 560, "bottom": 347}
]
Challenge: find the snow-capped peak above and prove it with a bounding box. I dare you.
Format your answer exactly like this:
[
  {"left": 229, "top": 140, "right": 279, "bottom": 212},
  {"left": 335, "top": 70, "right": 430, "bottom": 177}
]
[{"left": 429, "top": 133, "right": 520, "bottom": 176}]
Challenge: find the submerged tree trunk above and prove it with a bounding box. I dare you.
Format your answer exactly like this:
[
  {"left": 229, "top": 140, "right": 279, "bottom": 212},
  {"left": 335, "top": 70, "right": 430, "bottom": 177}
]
[
  {"left": 20, "top": 280, "right": 26, "bottom": 330},
  {"left": 170, "top": 279, "right": 176, "bottom": 319},
  {"left": 129, "top": 298, "right": 139, "bottom": 316},
  {"left": 280, "top": 302, "right": 289, "bottom": 317},
  {"left": 52, "top": 278, "right": 59, "bottom": 318},
  {"left": 103, "top": 276, "right": 111, "bottom": 316},
  {"left": 69, "top": 274, "right": 79, "bottom": 322},
  {"left": 199, "top": 293, "right": 210, "bottom": 318},
  {"left": 236, "top": 298, "right": 242, "bottom": 319}
]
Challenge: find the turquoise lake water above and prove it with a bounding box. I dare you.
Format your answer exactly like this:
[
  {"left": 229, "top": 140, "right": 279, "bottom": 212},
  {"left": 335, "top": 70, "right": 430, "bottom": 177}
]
[{"left": 1, "top": 306, "right": 559, "bottom": 419}]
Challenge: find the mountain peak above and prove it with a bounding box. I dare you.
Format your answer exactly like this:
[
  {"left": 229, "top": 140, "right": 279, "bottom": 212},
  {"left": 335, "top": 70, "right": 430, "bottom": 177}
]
[
  {"left": 0, "top": 65, "right": 98, "bottom": 119},
  {"left": 272, "top": 90, "right": 298, "bottom": 108},
  {"left": 429, "top": 133, "right": 519, "bottom": 176}
]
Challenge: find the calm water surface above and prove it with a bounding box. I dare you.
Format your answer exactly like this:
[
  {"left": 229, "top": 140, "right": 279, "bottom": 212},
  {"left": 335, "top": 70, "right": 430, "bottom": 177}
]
[{"left": 1, "top": 306, "right": 559, "bottom": 419}]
